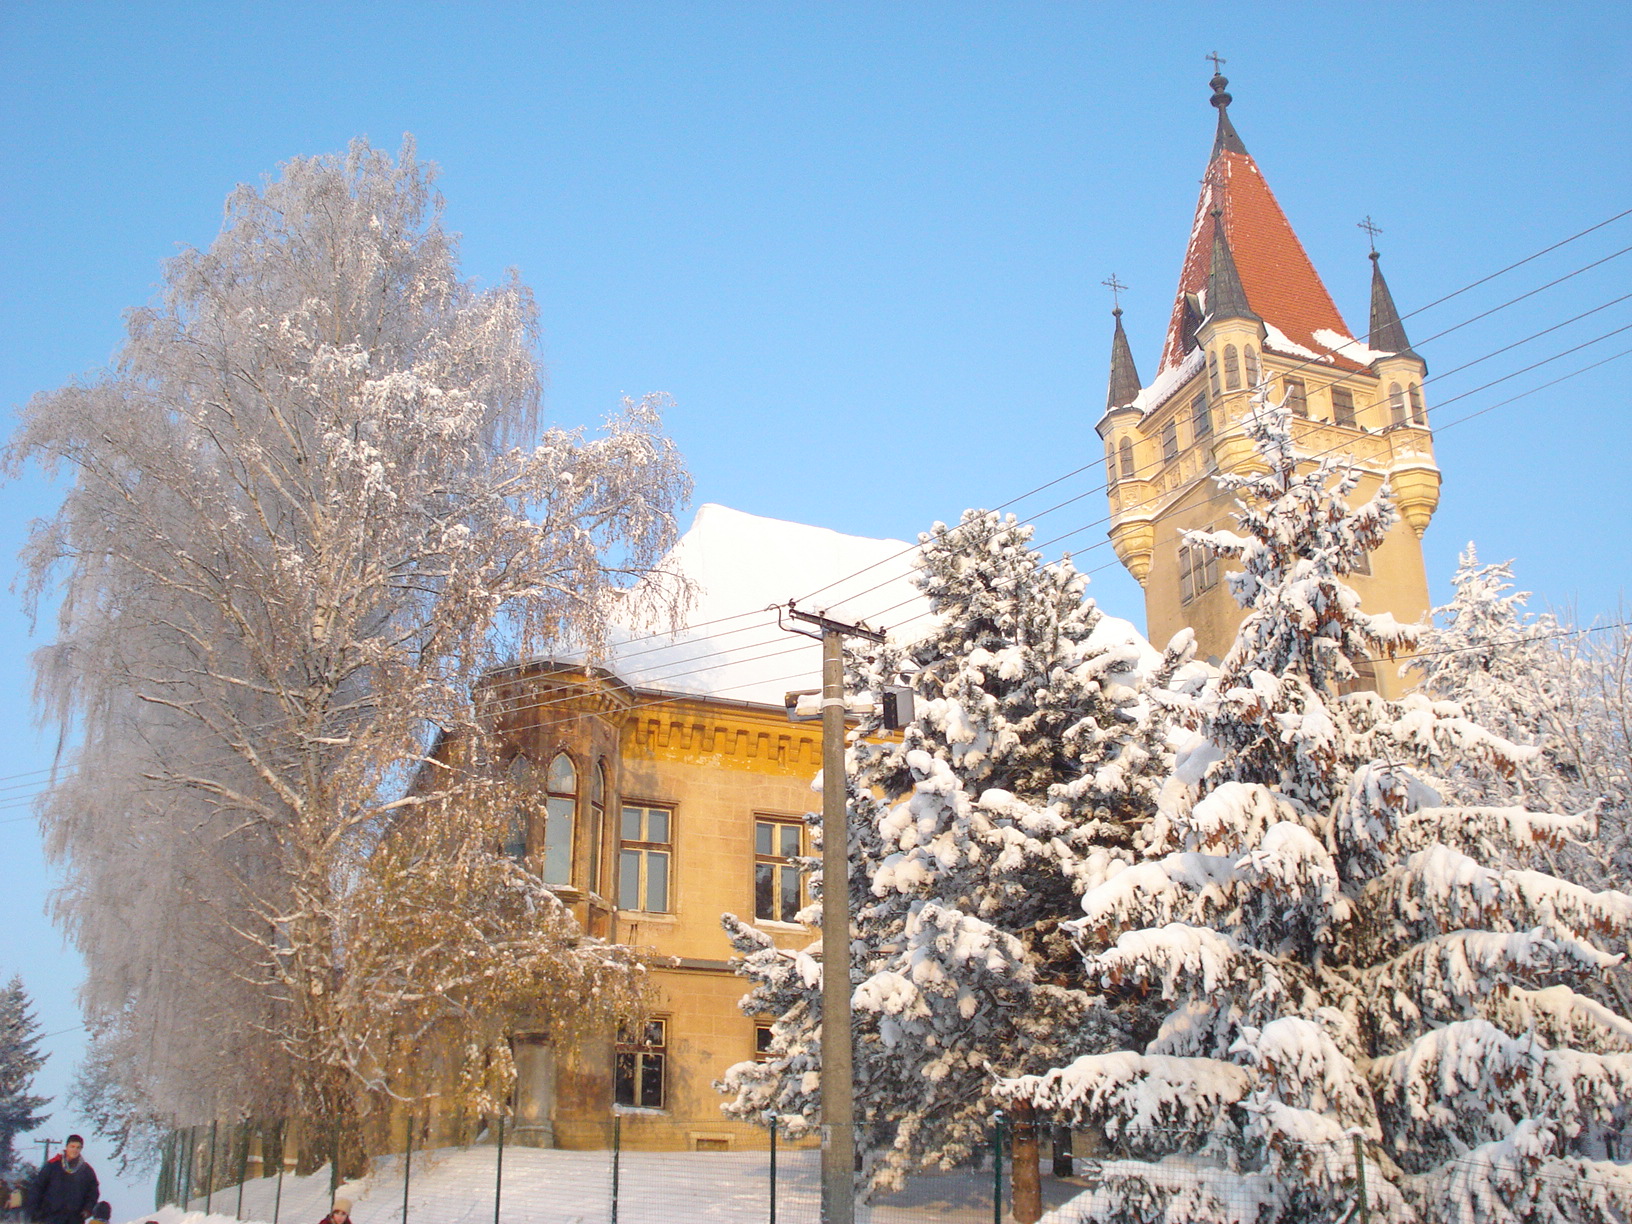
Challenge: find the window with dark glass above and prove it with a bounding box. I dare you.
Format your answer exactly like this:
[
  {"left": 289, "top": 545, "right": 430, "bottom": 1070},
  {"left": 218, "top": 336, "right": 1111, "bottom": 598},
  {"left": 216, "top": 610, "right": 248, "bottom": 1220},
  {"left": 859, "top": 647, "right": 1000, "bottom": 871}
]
[
  {"left": 614, "top": 1019, "right": 666, "bottom": 1108},
  {"left": 1388, "top": 382, "right": 1406, "bottom": 428},
  {"left": 1161, "top": 419, "right": 1179, "bottom": 463},
  {"left": 502, "top": 756, "right": 531, "bottom": 862},
  {"left": 543, "top": 753, "right": 576, "bottom": 887},
  {"left": 1208, "top": 351, "right": 1222, "bottom": 397},
  {"left": 1191, "top": 394, "right": 1212, "bottom": 440},
  {"left": 754, "top": 1023, "right": 775, "bottom": 1062},
  {"left": 619, "top": 804, "right": 672, "bottom": 913},
  {"left": 1284, "top": 377, "right": 1308, "bottom": 417},
  {"left": 1331, "top": 387, "right": 1357, "bottom": 429},
  {"left": 754, "top": 817, "right": 804, "bottom": 922},
  {"left": 1409, "top": 384, "right": 1427, "bottom": 425},
  {"left": 1223, "top": 344, "right": 1241, "bottom": 391},
  {"left": 586, "top": 761, "right": 608, "bottom": 895},
  {"left": 1245, "top": 345, "right": 1261, "bottom": 387},
  {"left": 1118, "top": 437, "right": 1135, "bottom": 480}
]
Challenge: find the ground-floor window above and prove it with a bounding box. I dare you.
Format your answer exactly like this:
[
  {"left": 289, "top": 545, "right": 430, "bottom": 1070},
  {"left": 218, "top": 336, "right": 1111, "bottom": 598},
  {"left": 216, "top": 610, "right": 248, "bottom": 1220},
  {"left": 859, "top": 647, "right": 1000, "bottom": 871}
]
[{"left": 615, "top": 1018, "right": 667, "bottom": 1109}]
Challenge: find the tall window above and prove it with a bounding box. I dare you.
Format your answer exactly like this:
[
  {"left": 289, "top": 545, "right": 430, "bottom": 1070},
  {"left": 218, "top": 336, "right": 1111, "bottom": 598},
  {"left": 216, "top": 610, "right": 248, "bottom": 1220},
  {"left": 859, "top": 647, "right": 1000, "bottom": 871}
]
[
  {"left": 543, "top": 753, "right": 576, "bottom": 887},
  {"left": 1245, "top": 345, "right": 1261, "bottom": 387},
  {"left": 1178, "top": 541, "right": 1220, "bottom": 604},
  {"left": 615, "top": 1019, "right": 666, "bottom": 1109},
  {"left": 585, "top": 762, "right": 608, "bottom": 895},
  {"left": 1118, "top": 437, "right": 1135, "bottom": 480},
  {"left": 755, "top": 817, "right": 804, "bottom": 922},
  {"left": 502, "top": 756, "right": 531, "bottom": 862},
  {"left": 1284, "top": 377, "right": 1308, "bottom": 417},
  {"left": 1161, "top": 419, "right": 1179, "bottom": 463},
  {"left": 1409, "top": 383, "right": 1427, "bottom": 425},
  {"left": 1208, "top": 351, "right": 1222, "bottom": 397},
  {"left": 619, "top": 804, "right": 672, "bottom": 913},
  {"left": 1191, "top": 394, "right": 1212, "bottom": 440},
  {"left": 1388, "top": 382, "right": 1406, "bottom": 428},
  {"left": 1105, "top": 441, "right": 1118, "bottom": 487},
  {"left": 1223, "top": 344, "right": 1241, "bottom": 391},
  {"left": 1331, "top": 387, "right": 1357, "bottom": 429}
]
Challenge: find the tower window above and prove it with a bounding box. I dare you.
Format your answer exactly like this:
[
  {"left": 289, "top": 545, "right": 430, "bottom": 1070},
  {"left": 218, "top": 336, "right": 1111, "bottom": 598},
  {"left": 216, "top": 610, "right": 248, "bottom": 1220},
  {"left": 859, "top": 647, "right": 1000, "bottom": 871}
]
[
  {"left": 1284, "top": 377, "right": 1308, "bottom": 417},
  {"left": 503, "top": 756, "right": 531, "bottom": 863},
  {"left": 1208, "top": 351, "right": 1222, "bottom": 397},
  {"left": 1331, "top": 387, "right": 1357, "bottom": 429},
  {"left": 1409, "top": 384, "right": 1427, "bottom": 425},
  {"left": 1105, "top": 441, "right": 1118, "bottom": 487},
  {"left": 1161, "top": 419, "right": 1179, "bottom": 463},
  {"left": 1178, "top": 541, "right": 1220, "bottom": 604},
  {"left": 1118, "top": 437, "right": 1135, "bottom": 480},
  {"left": 620, "top": 804, "right": 672, "bottom": 914},
  {"left": 1223, "top": 344, "right": 1241, "bottom": 391},
  {"left": 1191, "top": 394, "right": 1212, "bottom": 440},
  {"left": 1388, "top": 382, "right": 1406, "bottom": 428},
  {"left": 543, "top": 753, "right": 576, "bottom": 887},
  {"left": 1245, "top": 345, "right": 1261, "bottom": 387},
  {"left": 755, "top": 817, "right": 805, "bottom": 922},
  {"left": 615, "top": 1019, "right": 667, "bottom": 1109}
]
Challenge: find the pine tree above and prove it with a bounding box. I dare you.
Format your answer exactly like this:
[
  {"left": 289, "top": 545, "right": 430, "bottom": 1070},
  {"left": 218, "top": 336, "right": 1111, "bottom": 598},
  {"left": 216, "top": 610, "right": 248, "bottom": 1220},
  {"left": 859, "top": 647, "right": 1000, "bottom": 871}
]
[
  {"left": 0, "top": 976, "right": 49, "bottom": 1175},
  {"left": 721, "top": 510, "right": 1174, "bottom": 1193},
  {"left": 997, "top": 398, "right": 1632, "bottom": 1223}
]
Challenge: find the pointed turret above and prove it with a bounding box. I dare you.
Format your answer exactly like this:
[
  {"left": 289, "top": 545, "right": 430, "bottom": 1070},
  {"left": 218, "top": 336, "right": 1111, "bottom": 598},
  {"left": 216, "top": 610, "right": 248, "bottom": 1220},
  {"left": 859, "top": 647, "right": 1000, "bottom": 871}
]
[
  {"left": 1210, "top": 71, "right": 1248, "bottom": 158},
  {"left": 1204, "top": 208, "right": 1258, "bottom": 324},
  {"left": 1368, "top": 251, "right": 1421, "bottom": 364},
  {"left": 1105, "top": 307, "right": 1143, "bottom": 412}
]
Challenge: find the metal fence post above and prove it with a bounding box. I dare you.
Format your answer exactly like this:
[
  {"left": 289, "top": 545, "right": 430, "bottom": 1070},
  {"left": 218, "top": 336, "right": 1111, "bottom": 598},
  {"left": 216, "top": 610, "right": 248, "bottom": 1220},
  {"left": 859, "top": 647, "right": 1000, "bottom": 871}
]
[
  {"left": 331, "top": 1119, "right": 342, "bottom": 1203},
  {"left": 493, "top": 1116, "right": 505, "bottom": 1224},
  {"left": 402, "top": 1114, "right": 414, "bottom": 1224},
  {"left": 610, "top": 1114, "right": 622, "bottom": 1224},
  {"left": 236, "top": 1121, "right": 250, "bottom": 1220},
  {"left": 273, "top": 1122, "right": 285, "bottom": 1224},
  {"left": 206, "top": 1119, "right": 219, "bottom": 1214},
  {"left": 768, "top": 1117, "right": 777, "bottom": 1224},
  {"left": 181, "top": 1126, "right": 194, "bottom": 1208},
  {"left": 991, "top": 1113, "right": 1005, "bottom": 1224},
  {"left": 1353, "top": 1133, "right": 1370, "bottom": 1224}
]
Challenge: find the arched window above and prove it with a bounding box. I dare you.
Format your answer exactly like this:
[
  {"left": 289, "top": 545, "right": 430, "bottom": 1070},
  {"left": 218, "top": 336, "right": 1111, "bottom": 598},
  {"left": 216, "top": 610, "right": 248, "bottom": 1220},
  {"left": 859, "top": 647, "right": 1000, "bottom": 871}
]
[
  {"left": 1105, "top": 441, "right": 1118, "bottom": 487},
  {"left": 1208, "top": 351, "right": 1222, "bottom": 397},
  {"left": 1118, "top": 438, "right": 1135, "bottom": 480},
  {"left": 1245, "top": 345, "right": 1261, "bottom": 387},
  {"left": 1409, "top": 383, "right": 1427, "bottom": 425},
  {"left": 502, "top": 756, "right": 531, "bottom": 863},
  {"left": 1388, "top": 382, "right": 1406, "bottom": 428},
  {"left": 587, "top": 761, "right": 608, "bottom": 895},
  {"left": 1223, "top": 344, "right": 1241, "bottom": 391},
  {"left": 543, "top": 753, "right": 576, "bottom": 887}
]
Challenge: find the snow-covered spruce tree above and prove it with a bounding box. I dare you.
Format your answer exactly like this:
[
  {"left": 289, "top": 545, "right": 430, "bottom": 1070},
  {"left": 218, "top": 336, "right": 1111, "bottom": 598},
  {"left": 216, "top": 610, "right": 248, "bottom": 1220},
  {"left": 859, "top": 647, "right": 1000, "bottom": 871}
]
[
  {"left": 996, "top": 396, "right": 1632, "bottom": 1223},
  {"left": 8, "top": 139, "right": 687, "bottom": 1143},
  {"left": 0, "top": 976, "right": 49, "bottom": 1174},
  {"left": 721, "top": 510, "right": 1177, "bottom": 1194}
]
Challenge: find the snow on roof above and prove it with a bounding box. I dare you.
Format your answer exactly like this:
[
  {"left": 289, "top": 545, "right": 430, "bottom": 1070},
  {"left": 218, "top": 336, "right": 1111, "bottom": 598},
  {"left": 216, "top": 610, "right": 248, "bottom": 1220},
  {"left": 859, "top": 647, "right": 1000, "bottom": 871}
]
[
  {"left": 1313, "top": 327, "right": 1392, "bottom": 367},
  {"left": 604, "top": 504, "right": 933, "bottom": 706},
  {"left": 1126, "top": 346, "right": 1206, "bottom": 419}
]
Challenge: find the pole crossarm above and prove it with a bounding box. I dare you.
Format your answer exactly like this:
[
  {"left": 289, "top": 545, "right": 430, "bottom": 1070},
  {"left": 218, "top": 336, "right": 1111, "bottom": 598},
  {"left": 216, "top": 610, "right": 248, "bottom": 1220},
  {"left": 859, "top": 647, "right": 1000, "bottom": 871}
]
[{"left": 783, "top": 601, "right": 887, "bottom": 644}]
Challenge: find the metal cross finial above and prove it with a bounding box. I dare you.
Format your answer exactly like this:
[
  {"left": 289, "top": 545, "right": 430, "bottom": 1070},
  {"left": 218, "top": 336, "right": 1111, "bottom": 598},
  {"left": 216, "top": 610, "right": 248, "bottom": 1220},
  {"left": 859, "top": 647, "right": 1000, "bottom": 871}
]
[
  {"left": 1207, "top": 51, "right": 1226, "bottom": 74},
  {"left": 1102, "top": 274, "right": 1128, "bottom": 312},
  {"left": 1358, "top": 215, "right": 1383, "bottom": 254}
]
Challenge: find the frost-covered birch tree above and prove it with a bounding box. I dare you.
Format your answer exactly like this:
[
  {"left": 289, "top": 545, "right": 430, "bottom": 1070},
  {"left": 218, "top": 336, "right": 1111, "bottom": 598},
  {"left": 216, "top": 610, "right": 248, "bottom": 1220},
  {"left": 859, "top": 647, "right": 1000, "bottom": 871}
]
[
  {"left": 8, "top": 139, "right": 688, "bottom": 1142},
  {"left": 996, "top": 398, "right": 1632, "bottom": 1224},
  {"left": 720, "top": 511, "right": 1176, "bottom": 1194}
]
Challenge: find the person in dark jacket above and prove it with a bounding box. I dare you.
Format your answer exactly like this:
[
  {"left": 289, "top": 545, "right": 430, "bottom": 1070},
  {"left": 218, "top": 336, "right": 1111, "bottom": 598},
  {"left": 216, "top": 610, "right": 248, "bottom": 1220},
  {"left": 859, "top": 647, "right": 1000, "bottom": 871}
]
[{"left": 25, "top": 1135, "right": 99, "bottom": 1224}]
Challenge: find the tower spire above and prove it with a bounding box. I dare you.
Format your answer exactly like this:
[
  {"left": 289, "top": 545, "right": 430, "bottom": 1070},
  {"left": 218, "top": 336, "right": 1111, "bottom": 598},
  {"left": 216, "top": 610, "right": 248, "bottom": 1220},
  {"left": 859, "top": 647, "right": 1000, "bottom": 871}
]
[
  {"left": 1208, "top": 56, "right": 1248, "bottom": 159},
  {"left": 1205, "top": 208, "right": 1257, "bottom": 323},
  {"left": 1105, "top": 302, "right": 1143, "bottom": 413},
  {"left": 1368, "top": 248, "right": 1421, "bottom": 363}
]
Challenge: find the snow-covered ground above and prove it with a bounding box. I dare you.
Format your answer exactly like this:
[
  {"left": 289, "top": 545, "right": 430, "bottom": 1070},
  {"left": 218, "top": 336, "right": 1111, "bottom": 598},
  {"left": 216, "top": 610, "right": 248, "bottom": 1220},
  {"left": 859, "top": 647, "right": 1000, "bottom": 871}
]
[{"left": 157, "top": 1146, "right": 1093, "bottom": 1224}]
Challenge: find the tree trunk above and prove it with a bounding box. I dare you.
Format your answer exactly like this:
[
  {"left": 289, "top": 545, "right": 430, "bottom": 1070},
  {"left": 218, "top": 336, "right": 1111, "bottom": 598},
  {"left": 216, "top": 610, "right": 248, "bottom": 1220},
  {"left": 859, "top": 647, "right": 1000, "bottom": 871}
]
[{"left": 1009, "top": 1100, "right": 1042, "bottom": 1224}]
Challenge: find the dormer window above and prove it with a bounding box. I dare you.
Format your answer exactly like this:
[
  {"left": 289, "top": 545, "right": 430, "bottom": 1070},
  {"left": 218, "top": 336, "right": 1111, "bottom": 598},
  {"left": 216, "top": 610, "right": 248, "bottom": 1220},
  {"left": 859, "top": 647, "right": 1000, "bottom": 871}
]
[
  {"left": 1223, "top": 344, "right": 1241, "bottom": 391},
  {"left": 1331, "top": 387, "right": 1357, "bottom": 429},
  {"left": 1244, "top": 345, "right": 1261, "bottom": 387},
  {"left": 1409, "top": 384, "right": 1427, "bottom": 425},
  {"left": 544, "top": 753, "right": 577, "bottom": 887},
  {"left": 1191, "top": 394, "right": 1212, "bottom": 440},
  {"left": 1388, "top": 382, "right": 1406, "bottom": 428}
]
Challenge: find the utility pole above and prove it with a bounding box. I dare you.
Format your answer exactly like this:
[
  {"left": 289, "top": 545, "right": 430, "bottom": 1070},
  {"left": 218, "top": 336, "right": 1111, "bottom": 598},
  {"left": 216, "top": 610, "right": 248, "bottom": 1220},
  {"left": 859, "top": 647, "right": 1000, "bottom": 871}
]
[
  {"left": 38, "top": 1137, "right": 58, "bottom": 1165},
  {"left": 782, "top": 602, "right": 885, "bottom": 1224}
]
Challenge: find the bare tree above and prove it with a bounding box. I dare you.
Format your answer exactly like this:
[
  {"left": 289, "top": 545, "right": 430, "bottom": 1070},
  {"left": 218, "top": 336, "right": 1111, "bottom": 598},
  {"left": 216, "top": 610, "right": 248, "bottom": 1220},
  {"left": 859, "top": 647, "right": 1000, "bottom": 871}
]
[{"left": 8, "top": 138, "right": 688, "bottom": 1142}]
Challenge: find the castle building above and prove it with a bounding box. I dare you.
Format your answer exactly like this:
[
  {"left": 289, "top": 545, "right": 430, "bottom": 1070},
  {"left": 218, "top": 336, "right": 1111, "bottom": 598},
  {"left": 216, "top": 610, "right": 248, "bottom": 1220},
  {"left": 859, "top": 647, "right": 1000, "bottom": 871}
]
[{"left": 1097, "top": 72, "right": 1440, "bottom": 694}]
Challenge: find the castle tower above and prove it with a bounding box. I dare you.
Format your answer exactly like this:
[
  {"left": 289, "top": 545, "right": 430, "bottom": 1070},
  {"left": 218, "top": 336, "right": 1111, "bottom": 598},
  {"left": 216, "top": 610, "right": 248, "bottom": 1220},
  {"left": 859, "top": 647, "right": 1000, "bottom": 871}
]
[{"left": 1097, "top": 70, "right": 1440, "bottom": 696}]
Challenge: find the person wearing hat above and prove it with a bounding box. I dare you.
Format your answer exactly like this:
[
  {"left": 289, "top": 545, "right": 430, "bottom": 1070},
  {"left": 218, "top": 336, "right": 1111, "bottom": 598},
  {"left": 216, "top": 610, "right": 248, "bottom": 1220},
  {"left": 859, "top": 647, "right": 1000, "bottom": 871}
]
[
  {"left": 25, "top": 1135, "right": 99, "bottom": 1224},
  {"left": 88, "top": 1204, "right": 110, "bottom": 1223},
  {"left": 320, "top": 1198, "right": 353, "bottom": 1224}
]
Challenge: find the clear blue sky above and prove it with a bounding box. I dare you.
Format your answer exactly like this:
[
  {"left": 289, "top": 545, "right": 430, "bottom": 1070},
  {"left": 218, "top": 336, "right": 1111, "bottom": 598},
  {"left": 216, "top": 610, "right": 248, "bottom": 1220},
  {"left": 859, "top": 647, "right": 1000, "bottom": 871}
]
[{"left": 2, "top": 1, "right": 1629, "bottom": 1205}]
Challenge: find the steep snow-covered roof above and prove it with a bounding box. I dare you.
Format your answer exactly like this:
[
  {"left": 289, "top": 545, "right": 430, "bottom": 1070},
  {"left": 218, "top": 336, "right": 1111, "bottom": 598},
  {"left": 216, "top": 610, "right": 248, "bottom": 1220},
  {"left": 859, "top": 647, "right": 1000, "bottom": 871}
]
[{"left": 599, "top": 503, "right": 1159, "bottom": 707}]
